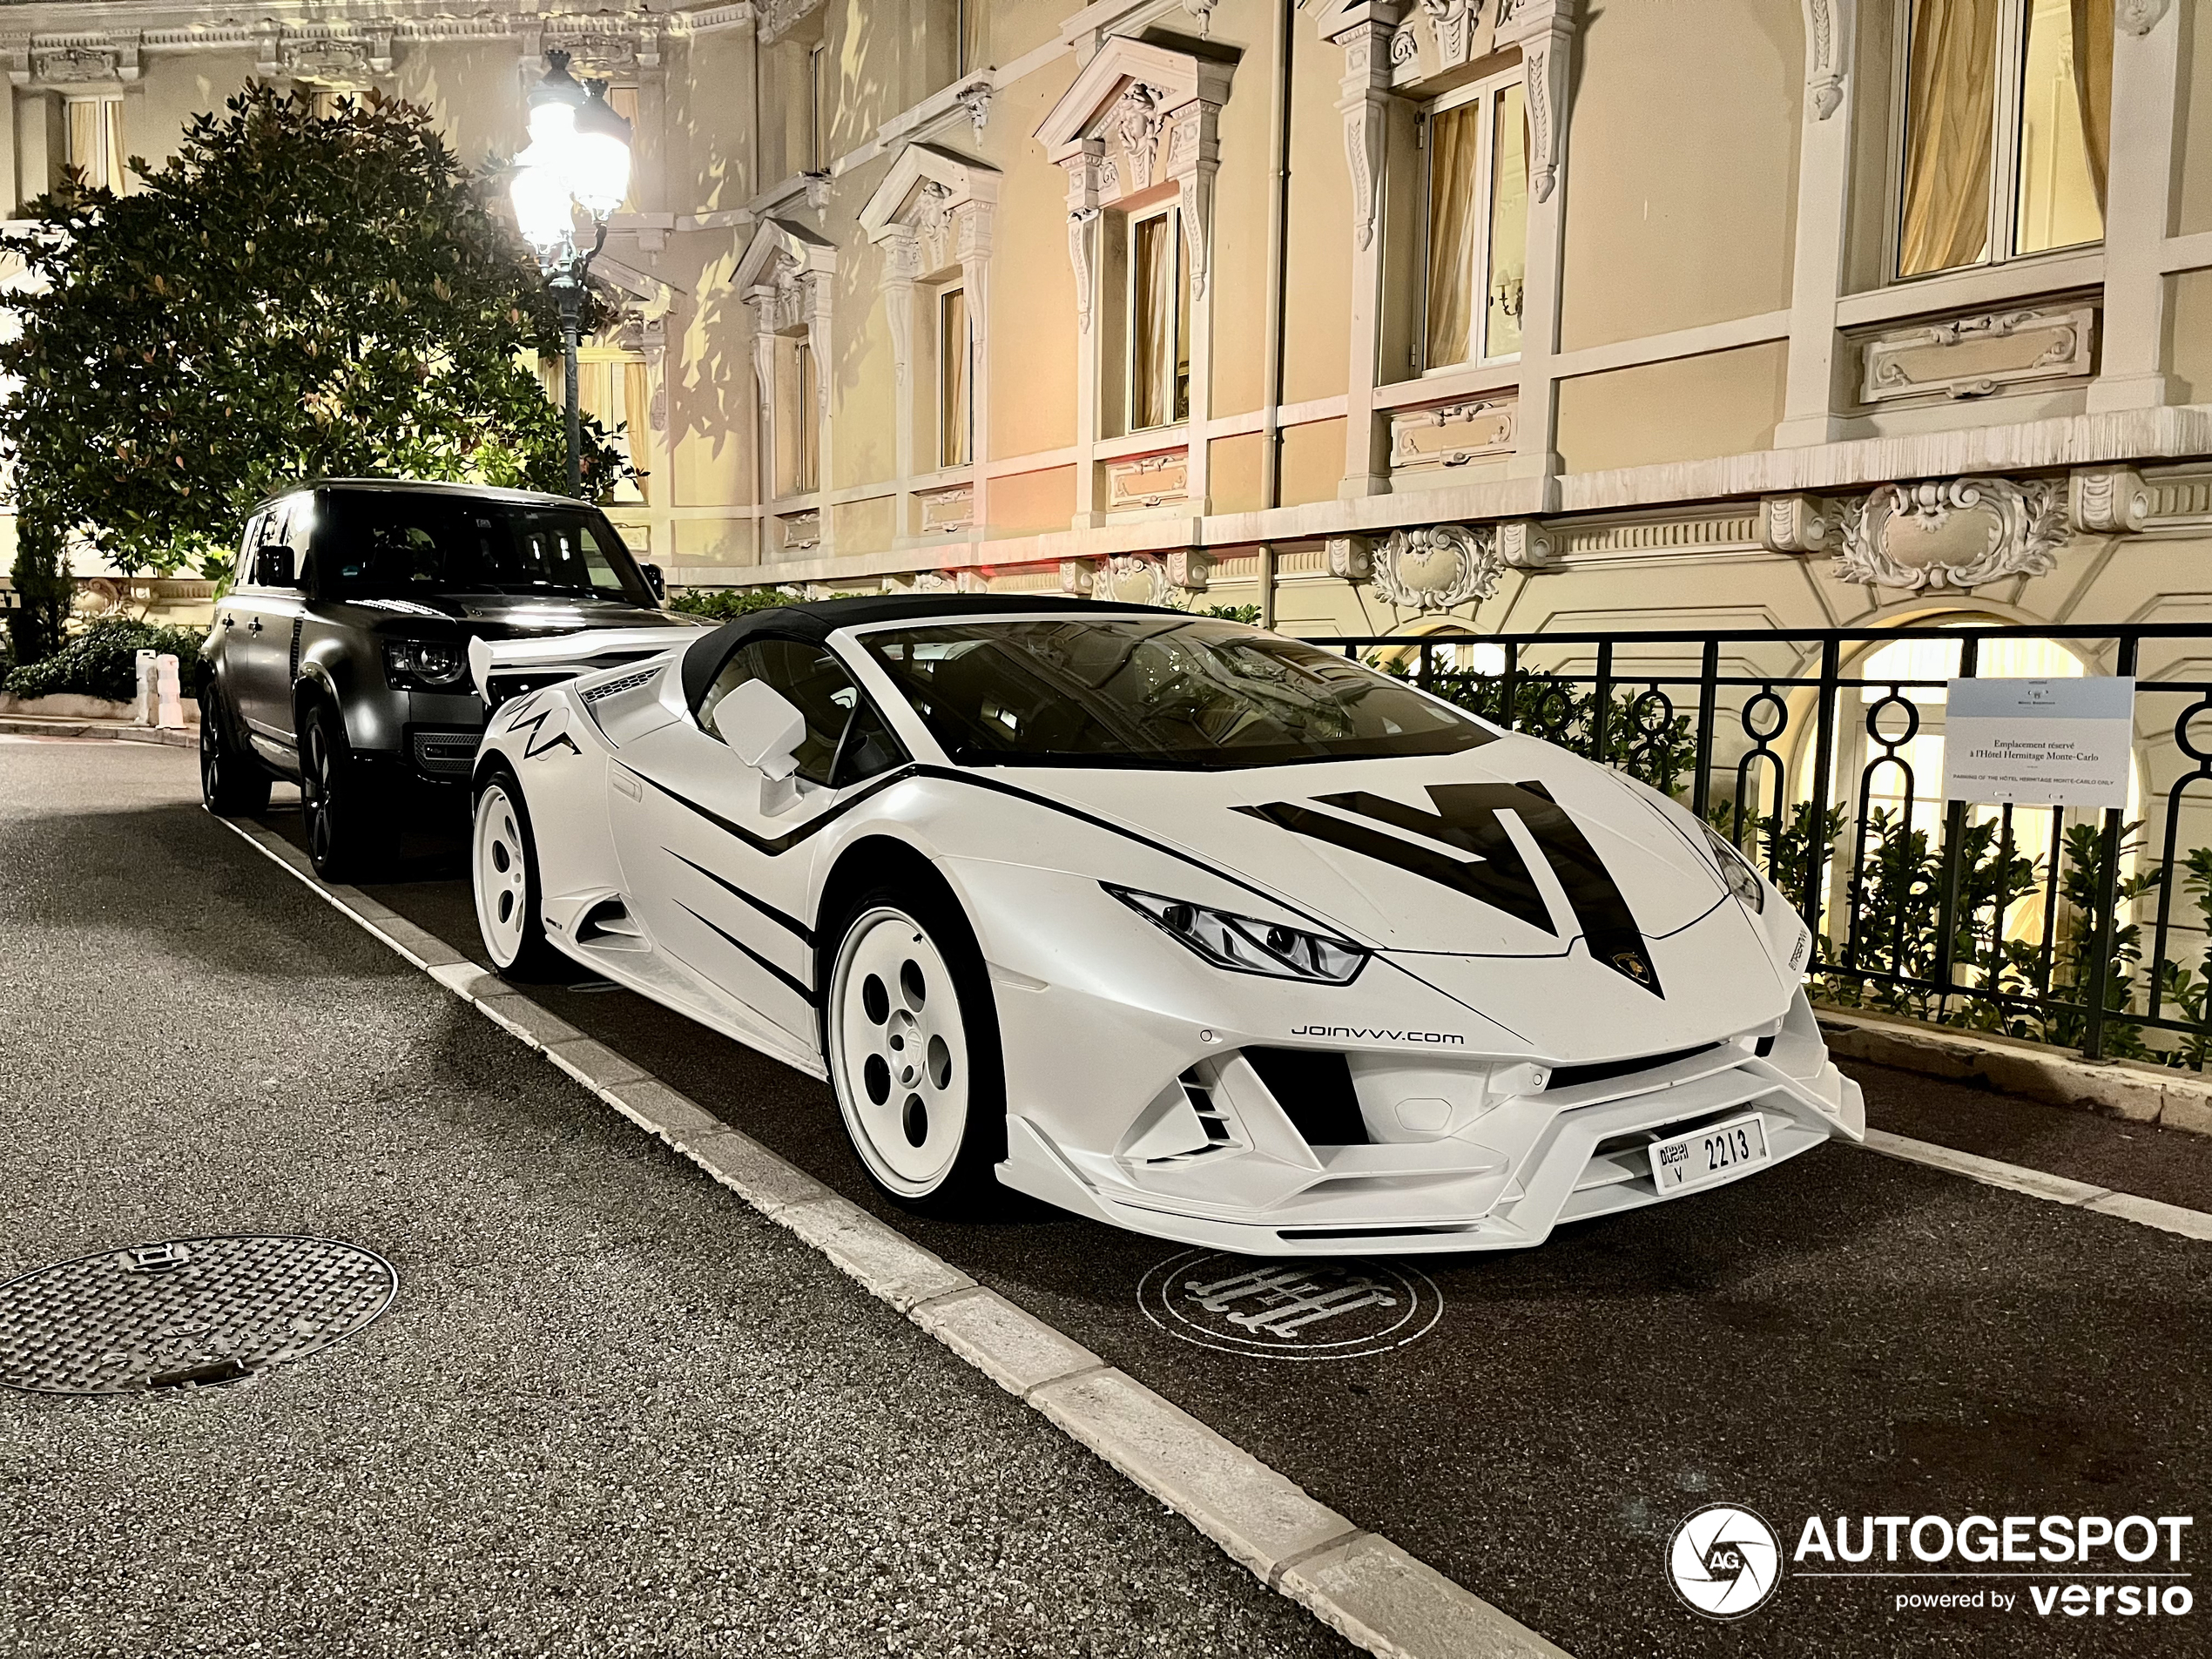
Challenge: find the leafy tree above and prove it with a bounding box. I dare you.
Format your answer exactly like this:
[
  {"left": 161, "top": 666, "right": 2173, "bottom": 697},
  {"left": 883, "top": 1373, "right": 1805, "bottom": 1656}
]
[{"left": 0, "top": 84, "right": 631, "bottom": 660}]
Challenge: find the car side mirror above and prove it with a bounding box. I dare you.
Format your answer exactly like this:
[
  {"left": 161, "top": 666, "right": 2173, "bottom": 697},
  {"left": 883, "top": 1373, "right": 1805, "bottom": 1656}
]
[
  {"left": 253, "top": 543, "right": 296, "bottom": 589},
  {"left": 713, "top": 678, "right": 809, "bottom": 813},
  {"left": 639, "top": 561, "right": 666, "bottom": 602}
]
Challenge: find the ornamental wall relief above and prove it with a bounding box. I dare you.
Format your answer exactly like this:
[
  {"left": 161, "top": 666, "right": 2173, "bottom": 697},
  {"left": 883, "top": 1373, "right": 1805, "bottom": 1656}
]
[
  {"left": 1832, "top": 477, "right": 2067, "bottom": 591},
  {"left": 1369, "top": 524, "right": 1502, "bottom": 611}
]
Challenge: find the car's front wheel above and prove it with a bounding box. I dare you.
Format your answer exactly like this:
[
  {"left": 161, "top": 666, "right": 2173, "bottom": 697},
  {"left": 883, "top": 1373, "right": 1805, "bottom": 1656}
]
[
  {"left": 300, "top": 699, "right": 382, "bottom": 881},
  {"left": 472, "top": 772, "right": 563, "bottom": 979},
  {"left": 826, "top": 888, "right": 1005, "bottom": 1213},
  {"left": 199, "top": 681, "right": 270, "bottom": 817}
]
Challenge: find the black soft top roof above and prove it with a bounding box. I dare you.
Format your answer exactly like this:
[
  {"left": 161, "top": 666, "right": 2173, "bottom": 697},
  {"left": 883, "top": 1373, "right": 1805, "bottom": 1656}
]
[{"left": 678, "top": 594, "right": 1176, "bottom": 711}]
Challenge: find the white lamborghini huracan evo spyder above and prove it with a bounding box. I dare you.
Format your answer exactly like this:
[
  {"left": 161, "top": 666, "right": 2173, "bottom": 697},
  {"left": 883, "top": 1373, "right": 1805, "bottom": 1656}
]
[{"left": 466, "top": 597, "right": 1864, "bottom": 1254}]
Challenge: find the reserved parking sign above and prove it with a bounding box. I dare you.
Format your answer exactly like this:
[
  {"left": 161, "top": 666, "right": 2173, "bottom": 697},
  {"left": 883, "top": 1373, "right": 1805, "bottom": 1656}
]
[{"left": 1941, "top": 678, "right": 2135, "bottom": 809}]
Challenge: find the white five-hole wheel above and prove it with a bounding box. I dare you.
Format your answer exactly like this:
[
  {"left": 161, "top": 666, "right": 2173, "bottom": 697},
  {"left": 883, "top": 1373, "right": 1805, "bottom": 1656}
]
[
  {"left": 829, "top": 907, "right": 972, "bottom": 1198},
  {"left": 473, "top": 782, "right": 533, "bottom": 970}
]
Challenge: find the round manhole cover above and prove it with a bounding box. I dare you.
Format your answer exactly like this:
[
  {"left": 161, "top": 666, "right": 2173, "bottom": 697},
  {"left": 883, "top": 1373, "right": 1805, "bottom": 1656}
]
[
  {"left": 0, "top": 1235, "right": 397, "bottom": 1396},
  {"left": 1138, "top": 1250, "right": 1443, "bottom": 1360}
]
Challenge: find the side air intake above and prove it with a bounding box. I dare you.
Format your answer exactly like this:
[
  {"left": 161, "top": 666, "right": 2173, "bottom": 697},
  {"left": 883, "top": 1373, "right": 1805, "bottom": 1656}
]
[{"left": 574, "top": 898, "right": 651, "bottom": 951}]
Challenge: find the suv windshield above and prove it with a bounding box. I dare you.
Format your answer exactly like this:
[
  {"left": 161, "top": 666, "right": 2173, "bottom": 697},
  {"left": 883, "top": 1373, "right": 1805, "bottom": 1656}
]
[
  {"left": 861, "top": 617, "right": 1494, "bottom": 770},
  {"left": 317, "top": 490, "right": 654, "bottom": 605}
]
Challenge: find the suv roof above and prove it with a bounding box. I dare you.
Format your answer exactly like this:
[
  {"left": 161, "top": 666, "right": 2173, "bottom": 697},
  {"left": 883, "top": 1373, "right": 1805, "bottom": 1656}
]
[{"left": 249, "top": 478, "right": 587, "bottom": 515}]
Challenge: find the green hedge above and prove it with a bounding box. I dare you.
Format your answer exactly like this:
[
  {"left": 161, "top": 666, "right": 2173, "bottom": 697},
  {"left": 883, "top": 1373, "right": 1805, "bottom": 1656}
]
[
  {"left": 665, "top": 587, "right": 801, "bottom": 621},
  {"left": 2, "top": 616, "right": 210, "bottom": 703}
]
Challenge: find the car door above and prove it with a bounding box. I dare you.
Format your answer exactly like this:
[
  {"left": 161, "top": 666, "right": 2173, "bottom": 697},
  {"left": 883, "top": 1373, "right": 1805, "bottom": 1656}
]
[
  {"left": 611, "top": 636, "right": 907, "bottom": 1045},
  {"left": 222, "top": 492, "right": 314, "bottom": 770}
]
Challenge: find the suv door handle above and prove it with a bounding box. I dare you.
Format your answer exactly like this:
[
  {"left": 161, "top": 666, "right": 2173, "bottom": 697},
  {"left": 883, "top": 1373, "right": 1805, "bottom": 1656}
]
[
  {"left": 219, "top": 615, "right": 234, "bottom": 628},
  {"left": 246, "top": 617, "right": 263, "bottom": 633}
]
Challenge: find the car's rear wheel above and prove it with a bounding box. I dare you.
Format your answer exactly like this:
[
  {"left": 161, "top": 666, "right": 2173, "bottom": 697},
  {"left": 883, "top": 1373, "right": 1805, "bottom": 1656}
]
[
  {"left": 826, "top": 888, "right": 1004, "bottom": 1213},
  {"left": 199, "top": 681, "right": 270, "bottom": 817},
  {"left": 472, "top": 773, "right": 563, "bottom": 979},
  {"left": 300, "top": 699, "right": 383, "bottom": 882}
]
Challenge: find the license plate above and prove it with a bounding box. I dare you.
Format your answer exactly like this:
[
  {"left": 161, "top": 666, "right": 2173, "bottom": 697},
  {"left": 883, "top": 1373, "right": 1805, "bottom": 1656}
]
[{"left": 1649, "top": 1113, "right": 1770, "bottom": 1192}]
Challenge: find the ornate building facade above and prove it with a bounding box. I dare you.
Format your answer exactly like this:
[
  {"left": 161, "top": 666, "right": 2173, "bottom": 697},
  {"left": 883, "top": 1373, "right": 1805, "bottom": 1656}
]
[{"left": 5, "top": 0, "right": 2212, "bottom": 643}]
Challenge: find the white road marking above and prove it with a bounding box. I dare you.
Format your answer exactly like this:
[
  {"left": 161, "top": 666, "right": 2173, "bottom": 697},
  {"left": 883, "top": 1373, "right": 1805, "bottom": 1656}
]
[
  {"left": 212, "top": 811, "right": 1569, "bottom": 1659},
  {"left": 1861, "top": 1128, "right": 2212, "bottom": 1241}
]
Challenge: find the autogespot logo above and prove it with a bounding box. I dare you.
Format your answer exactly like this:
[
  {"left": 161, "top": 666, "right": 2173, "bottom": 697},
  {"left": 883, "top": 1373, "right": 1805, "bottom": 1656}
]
[{"left": 1669, "top": 1504, "right": 1784, "bottom": 1619}]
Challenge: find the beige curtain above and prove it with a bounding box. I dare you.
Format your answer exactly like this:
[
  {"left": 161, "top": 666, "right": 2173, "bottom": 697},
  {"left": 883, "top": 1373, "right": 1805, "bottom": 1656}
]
[
  {"left": 1899, "top": 0, "right": 2001, "bottom": 279},
  {"left": 624, "top": 361, "right": 652, "bottom": 502},
  {"left": 960, "top": 0, "right": 989, "bottom": 78},
  {"left": 1484, "top": 85, "right": 1529, "bottom": 360},
  {"left": 2071, "top": 0, "right": 2113, "bottom": 212},
  {"left": 940, "top": 287, "right": 970, "bottom": 467},
  {"left": 1132, "top": 215, "right": 1174, "bottom": 429},
  {"left": 1424, "top": 103, "right": 1480, "bottom": 368}
]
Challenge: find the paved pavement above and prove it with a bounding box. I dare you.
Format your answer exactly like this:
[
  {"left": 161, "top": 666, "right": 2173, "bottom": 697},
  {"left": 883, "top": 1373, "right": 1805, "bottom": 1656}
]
[
  {"left": 6, "top": 738, "right": 2210, "bottom": 1659},
  {"left": 0, "top": 739, "right": 1351, "bottom": 1658}
]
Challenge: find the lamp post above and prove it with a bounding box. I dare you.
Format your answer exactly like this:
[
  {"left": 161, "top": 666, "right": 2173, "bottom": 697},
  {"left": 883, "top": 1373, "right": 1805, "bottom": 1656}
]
[{"left": 509, "top": 51, "right": 632, "bottom": 497}]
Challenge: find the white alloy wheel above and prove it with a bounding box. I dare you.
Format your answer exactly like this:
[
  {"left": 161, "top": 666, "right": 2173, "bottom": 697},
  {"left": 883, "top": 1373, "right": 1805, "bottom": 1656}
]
[
  {"left": 829, "top": 907, "right": 972, "bottom": 1197},
  {"left": 473, "top": 783, "right": 532, "bottom": 969}
]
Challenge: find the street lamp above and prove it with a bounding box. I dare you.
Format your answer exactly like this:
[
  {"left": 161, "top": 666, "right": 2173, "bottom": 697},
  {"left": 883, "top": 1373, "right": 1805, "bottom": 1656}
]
[{"left": 509, "top": 51, "right": 632, "bottom": 496}]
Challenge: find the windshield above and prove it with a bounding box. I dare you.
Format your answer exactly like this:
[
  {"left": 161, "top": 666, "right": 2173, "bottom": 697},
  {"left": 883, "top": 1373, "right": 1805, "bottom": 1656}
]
[
  {"left": 316, "top": 491, "right": 655, "bottom": 606},
  {"left": 860, "top": 617, "right": 1495, "bottom": 770}
]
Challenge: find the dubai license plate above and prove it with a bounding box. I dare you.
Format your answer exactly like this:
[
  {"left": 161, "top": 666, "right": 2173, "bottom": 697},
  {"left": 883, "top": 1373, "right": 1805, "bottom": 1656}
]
[{"left": 1649, "top": 1113, "right": 1770, "bottom": 1193}]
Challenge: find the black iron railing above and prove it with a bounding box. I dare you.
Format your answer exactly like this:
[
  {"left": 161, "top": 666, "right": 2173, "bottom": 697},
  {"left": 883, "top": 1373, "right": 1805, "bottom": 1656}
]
[{"left": 1311, "top": 623, "right": 2212, "bottom": 1066}]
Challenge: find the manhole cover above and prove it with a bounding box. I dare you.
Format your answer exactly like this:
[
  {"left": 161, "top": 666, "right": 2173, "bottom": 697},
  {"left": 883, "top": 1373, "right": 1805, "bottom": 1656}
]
[
  {"left": 1137, "top": 1250, "right": 1443, "bottom": 1360},
  {"left": 0, "top": 1235, "right": 397, "bottom": 1396}
]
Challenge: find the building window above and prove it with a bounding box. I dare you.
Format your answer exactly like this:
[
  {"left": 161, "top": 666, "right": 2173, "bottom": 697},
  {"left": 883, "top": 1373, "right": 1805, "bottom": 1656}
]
[
  {"left": 939, "top": 287, "right": 971, "bottom": 469},
  {"left": 1420, "top": 71, "right": 1527, "bottom": 373},
  {"left": 610, "top": 85, "right": 641, "bottom": 210},
  {"left": 1896, "top": 0, "right": 2111, "bottom": 280},
  {"left": 957, "top": 0, "right": 988, "bottom": 78},
  {"left": 1128, "top": 206, "right": 1190, "bottom": 431},
  {"left": 809, "top": 44, "right": 829, "bottom": 171},
  {"left": 65, "top": 96, "right": 126, "bottom": 193}
]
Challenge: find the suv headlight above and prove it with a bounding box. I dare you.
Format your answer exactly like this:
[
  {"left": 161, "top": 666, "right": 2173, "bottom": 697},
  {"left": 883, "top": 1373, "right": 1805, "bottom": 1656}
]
[
  {"left": 1703, "top": 824, "right": 1766, "bottom": 914},
  {"left": 384, "top": 638, "right": 470, "bottom": 690},
  {"left": 1106, "top": 886, "right": 1367, "bottom": 984}
]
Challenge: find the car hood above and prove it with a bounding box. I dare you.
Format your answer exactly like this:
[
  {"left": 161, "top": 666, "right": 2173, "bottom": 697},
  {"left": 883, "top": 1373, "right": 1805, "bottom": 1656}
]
[
  {"left": 995, "top": 735, "right": 1734, "bottom": 957},
  {"left": 330, "top": 595, "right": 685, "bottom": 637}
]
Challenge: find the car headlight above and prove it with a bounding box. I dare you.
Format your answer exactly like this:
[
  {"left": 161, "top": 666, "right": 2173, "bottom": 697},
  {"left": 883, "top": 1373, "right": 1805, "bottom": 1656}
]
[
  {"left": 384, "top": 638, "right": 470, "bottom": 690},
  {"left": 1106, "top": 886, "right": 1368, "bottom": 984},
  {"left": 1703, "top": 824, "right": 1766, "bottom": 914}
]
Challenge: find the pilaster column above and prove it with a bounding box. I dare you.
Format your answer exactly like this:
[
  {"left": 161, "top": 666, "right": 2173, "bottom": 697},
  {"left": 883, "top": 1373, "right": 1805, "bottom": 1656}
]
[
  {"left": 956, "top": 199, "right": 994, "bottom": 539},
  {"left": 878, "top": 228, "right": 921, "bottom": 538},
  {"left": 1058, "top": 143, "right": 1105, "bottom": 528},
  {"left": 1168, "top": 91, "right": 1224, "bottom": 514},
  {"left": 2088, "top": 1, "right": 2184, "bottom": 413},
  {"left": 1777, "top": 0, "right": 1858, "bottom": 447},
  {"left": 1326, "top": 3, "right": 1404, "bottom": 500},
  {"left": 1497, "top": 0, "right": 1575, "bottom": 492}
]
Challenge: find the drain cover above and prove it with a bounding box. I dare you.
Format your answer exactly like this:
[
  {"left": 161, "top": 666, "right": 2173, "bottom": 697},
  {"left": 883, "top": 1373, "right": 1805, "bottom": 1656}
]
[
  {"left": 0, "top": 1235, "right": 397, "bottom": 1396},
  {"left": 1138, "top": 1250, "right": 1443, "bottom": 1360}
]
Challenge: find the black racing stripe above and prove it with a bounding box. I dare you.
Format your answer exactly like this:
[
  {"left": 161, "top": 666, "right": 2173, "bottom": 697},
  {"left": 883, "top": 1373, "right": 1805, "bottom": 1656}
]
[
  {"left": 1242, "top": 798, "right": 1556, "bottom": 936},
  {"left": 907, "top": 765, "right": 1343, "bottom": 932},
  {"left": 641, "top": 765, "right": 918, "bottom": 854},
  {"left": 665, "top": 848, "right": 813, "bottom": 944},
  {"left": 673, "top": 900, "right": 816, "bottom": 1003}
]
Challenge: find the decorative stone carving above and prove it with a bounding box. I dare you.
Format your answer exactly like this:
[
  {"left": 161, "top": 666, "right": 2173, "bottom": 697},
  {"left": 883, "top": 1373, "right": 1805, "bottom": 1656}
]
[
  {"left": 1494, "top": 0, "right": 1575, "bottom": 205},
  {"left": 1091, "top": 552, "right": 1209, "bottom": 604},
  {"left": 1331, "top": 11, "right": 1395, "bottom": 255},
  {"left": 1860, "top": 306, "right": 2095, "bottom": 406},
  {"left": 1106, "top": 450, "right": 1190, "bottom": 511},
  {"left": 1388, "top": 399, "right": 1516, "bottom": 473},
  {"left": 2118, "top": 0, "right": 2172, "bottom": 34},
  {"left": 1325, "top": 536, "right": 1373, "bottom": 580},
  {"left": 1060, "top": 557, "right": 1102, "bottom": 597},
  {"left": 954, "top": 81, "right": 993, "bottom": 142},
  {"left": 1760, "top": 494, "right": 1843, "bottom": 555},
  {"left": 1370, "top": 524, "right": 1502, "bottom": 611},
  {"left": 759, "top": 0, "right": 829, "bottom": 48},
  {"left": 919, "top": 485, "right": 975, "bottom": 535},
  {"left": 1109, "top": 84, "right": 1170, "bottom": 192},
  {"left": 37, "top": 47, "right": 118, "bottom": 84},
  {"left": 2069, "top": 466, "right": 2151, "bottom": 536},
  {"left": 801, "top": 169, "right": 833, "bottom": 212},
  {"left": 1800, "top": 0, "right": 1851, "bottom": 120},
  {"left": 284, "top": 39, "right": 373, "bottom": 84},
  {"left": 1495, "top": 520, "right": 1560, "bottom": 570},
  {"left": 1164, "top": 550, "right": 1211, "bottom": 592},
  {"left": 1834, "top": 478, "right": 2068, "bottom": 591},
  {"left": 557, "top": 34, "right": 640, "bottom": 79},
  {"left": 779, "top": 509, "right": 822, "bottom": 554}
]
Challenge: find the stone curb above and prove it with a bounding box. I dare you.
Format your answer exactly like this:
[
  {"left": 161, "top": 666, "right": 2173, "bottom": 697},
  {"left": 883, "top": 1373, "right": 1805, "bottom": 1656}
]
[
  {"left": 1818, "top": 1007, "right": 2212, "bottom": 1138},
  {"left": 211, "top": 812, "right": 1567, "bottom": 1659},
  {"left": 1862, "top": 1129, "right": 2212, "bottom": 1241},
  {"left": 0, "top": 714, "right": 194, "bottom": 747}
]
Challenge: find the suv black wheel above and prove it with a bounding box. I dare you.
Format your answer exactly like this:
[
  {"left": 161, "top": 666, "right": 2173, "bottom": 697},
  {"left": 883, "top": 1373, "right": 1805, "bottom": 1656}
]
[
  {"left": 300, "top": 698, "right": 383, "bottom": 881},
  {"left": 199, "top": 682, "right": 271, "bottom": 817}
]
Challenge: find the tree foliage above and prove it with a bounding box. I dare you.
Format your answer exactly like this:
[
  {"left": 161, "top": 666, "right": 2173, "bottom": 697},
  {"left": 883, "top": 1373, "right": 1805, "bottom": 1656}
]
[{"left": 0, "top": 84, "right": 631, "bottom": 629}]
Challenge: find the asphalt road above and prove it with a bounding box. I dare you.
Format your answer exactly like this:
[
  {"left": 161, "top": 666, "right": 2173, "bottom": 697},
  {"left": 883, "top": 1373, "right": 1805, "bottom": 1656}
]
[
  {"left": 262, "top": 773, "right": 2212, "bottom": 1659},
  {"left": 0, "top": 737, "right": 1352, "bottom": 1659}
]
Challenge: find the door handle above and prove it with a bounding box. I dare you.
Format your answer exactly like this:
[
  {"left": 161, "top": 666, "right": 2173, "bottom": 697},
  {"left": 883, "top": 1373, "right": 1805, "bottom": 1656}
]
[
  {"left": 246, "top": 617, "right": 263, "bottom": 634},
  {"left": 219, "top": 615, "right": 234, "bottom": 628}
]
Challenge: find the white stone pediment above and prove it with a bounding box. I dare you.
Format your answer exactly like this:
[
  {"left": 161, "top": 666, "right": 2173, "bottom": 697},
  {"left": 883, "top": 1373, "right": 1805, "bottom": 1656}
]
[
  {"left": 1033, "top": 35, "right": 1235, "bottom": 160},
  {"left": 858, "top": 143, "right": 1001, "bottom": 243},
  {"left": 733, "top": 216, "right": 835, "bottom": 297}
]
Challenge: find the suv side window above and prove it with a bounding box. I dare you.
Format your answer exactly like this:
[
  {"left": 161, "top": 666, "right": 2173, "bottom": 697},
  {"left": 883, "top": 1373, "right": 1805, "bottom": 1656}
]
[{"left": 698, "top": 638, "right": 907, "bottom": 788}]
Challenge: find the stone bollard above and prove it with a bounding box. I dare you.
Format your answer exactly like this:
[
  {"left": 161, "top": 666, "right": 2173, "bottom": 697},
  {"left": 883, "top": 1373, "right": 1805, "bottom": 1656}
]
[
  {"left": 155, "top": 653, "right": 185, "bottom": 729},
  {"left": 134, "top": 650, "right": 159, "bottom": 726}
]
